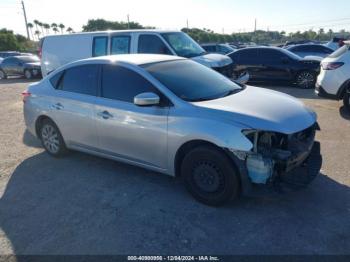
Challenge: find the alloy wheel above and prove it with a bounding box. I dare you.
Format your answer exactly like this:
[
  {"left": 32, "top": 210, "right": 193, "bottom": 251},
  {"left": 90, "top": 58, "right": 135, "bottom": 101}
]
[
  {"left": 0, "top": 70, "right": 5, "bottom": 79},
  {"left": 41, "top": 124, "right": 60, "bottom": 154},
  {"left": 297, "top": 72, "right": 315, "bottom": 89},
  {"left": 24, "top": 70, "right": 32, "bottom": 79}
]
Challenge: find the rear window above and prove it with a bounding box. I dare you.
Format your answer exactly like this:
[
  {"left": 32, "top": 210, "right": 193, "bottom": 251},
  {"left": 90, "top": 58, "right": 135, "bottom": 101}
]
[{"left": 329, "top": 45, "right": 350, "bottom": 58}]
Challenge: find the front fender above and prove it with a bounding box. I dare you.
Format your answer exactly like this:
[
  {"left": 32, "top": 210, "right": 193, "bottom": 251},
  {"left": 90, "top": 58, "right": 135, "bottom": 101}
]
[{"left": 167, "top": 116, "right": 253, "bottom": 176}]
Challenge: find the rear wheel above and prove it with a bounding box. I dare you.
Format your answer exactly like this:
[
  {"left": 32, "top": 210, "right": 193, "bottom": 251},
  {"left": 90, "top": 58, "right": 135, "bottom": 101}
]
[
  {"left": 181, "top": 145, "right": 240, "bottom": 206},
  {"left": 24, "top": 69, "right": 32, "bottom": 79},
  {"left": 296, "top": 71, "right": 316, "bottom": 89},
  {"left": 39, "top": 119, "right": 67, "bottom": 157},
  {"left": 343, "top": 89, "right": 350, "bottom": 112},
  {"left": 0, "top": 70, "right": 7, "bottom": 79}
]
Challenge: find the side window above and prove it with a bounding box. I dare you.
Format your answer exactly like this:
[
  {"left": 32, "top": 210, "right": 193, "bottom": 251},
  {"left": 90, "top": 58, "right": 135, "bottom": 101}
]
[
  {"left": 3, "top": 57, "right": 15, "bottom": 65},
  {"left": 237, "top": 49, "right": 258, "bottom": 63},
  {"left": 138, "top": 34, "right": 172, "bottom": 55},
  {"left": 259, "top": 49, "right": 285, "bottom": 62},
  {"left": 203, "top": 45, "right": 215, "bottom": 52},
  {"left": 92, "top": 36, "right": 108, "bottom": 57},
  {"left": 111, "top": 36, "right": 130, "bottom": 54},
  {"left": 218, "top": 45, "right": 229, "bottom": 53},
  {"left": 58, "top": 65, "right": 98, "bottom": 96},
  {"left": 101, "top": 64, "right": 160, "bottom": 103},
  {"left": 49, "top": 70, "right": 65, "bottom": 88}
]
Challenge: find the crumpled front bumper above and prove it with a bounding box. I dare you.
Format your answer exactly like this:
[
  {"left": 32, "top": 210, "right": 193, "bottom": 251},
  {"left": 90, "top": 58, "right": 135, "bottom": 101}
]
[{"left": 279, "top": 141, "right": 322, "bottom": 187}]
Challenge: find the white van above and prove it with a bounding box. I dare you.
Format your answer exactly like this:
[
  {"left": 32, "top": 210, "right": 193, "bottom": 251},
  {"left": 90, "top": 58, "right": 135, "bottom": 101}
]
[{"left": 40, "top": 30, "right": 243, "bottom": 81}]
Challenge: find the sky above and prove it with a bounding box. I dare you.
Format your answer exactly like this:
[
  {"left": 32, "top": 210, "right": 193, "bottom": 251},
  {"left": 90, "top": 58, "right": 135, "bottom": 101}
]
[{"left": 1, "top": 0, "right": 350, "bottom": 37}]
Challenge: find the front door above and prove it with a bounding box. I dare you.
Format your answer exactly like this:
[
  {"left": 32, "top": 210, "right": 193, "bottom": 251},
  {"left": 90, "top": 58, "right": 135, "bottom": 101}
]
[{"left": 95, "top": 64, "right": 169, "bottom": 170}]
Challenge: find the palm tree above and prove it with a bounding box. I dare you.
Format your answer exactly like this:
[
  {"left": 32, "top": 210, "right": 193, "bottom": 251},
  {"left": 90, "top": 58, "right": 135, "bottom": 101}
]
[
  {"left": 33, "top": 20, "right": 40, "bottom": 32},
  {"left": 34, "top": 30, "right": 41, "bottom": 41},
  {"left": 66, "top": 27, "right": 73, "bottom": 34},
  {"left": 37, "top": 21, "right": 44, "bottom": 35},
  {"left": 58, "top": 23, "right": 65, "bottom": 34},
  {"left": 44, "top": 23, "right": 50, "bottom": 35},
  {"left": 52, "top": 27, "right": 59, "bottom": 34},
  {"left": 27, "top": 22, "right": 34, "bottom": 40}
]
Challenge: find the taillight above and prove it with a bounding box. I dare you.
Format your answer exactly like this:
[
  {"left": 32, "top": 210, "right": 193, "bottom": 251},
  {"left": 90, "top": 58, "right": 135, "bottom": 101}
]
[
  {"left": 321, "top": 62, "right": 344, "bottom": 70},
  {"left": 22, "top": 90, "right": 31, "bottom": 103}
]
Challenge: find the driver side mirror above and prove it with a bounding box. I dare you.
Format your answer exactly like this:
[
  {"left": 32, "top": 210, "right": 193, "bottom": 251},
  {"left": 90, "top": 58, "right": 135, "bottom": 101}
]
[{"left": 134, "top": 92, "right": 160, "bottom": 106}]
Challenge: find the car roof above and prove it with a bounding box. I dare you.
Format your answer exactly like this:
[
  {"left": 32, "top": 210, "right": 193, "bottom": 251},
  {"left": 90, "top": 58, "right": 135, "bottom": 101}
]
[
  {"left": 43, "top": 29, "right": 183, "bottom": 38},
  {"left": 71, "top": 54, "right": 186, "bottom": 67}
]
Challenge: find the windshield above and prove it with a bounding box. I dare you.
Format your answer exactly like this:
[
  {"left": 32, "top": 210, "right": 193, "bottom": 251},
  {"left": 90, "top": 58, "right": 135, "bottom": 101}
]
[
  {"left": 161, "top": 32, "right": 206, "bottom": 58},
  {"left": 143, "top": 59, "right": 241, "bottom": 102},
  {"left": 329, "top": 45, "right": 349, "bottom": 58}
]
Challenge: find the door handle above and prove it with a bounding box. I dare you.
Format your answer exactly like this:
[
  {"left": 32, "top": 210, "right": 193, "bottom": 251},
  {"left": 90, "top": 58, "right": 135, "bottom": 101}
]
[
  {"left": 97, "top": 110, "right": 113, "bottom": 119},
  {"left": 51, "top": 103, "right": 64, "bottom": 110}
]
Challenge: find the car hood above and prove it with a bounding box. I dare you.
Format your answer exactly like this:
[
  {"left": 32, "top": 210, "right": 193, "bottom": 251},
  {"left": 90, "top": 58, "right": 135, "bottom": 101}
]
[
  {"left": 192, "top": 86, "right": 317, "bottom": 134},
  {"left": 191, "top": 53, "right": 232, "bottom": 68}
]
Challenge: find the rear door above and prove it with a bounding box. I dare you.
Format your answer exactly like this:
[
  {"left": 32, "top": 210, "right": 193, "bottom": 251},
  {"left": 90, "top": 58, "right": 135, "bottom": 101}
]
[
  {"left": 95, "top": 64, "right": 169, "bottom": 170},
  {"left": 49, "top": 64, "right": 99, "bottom": 149},
  {"left": 234, "top": 49, "right": 261, "bottom": 80},
  {"left": 2, "top": 57, "right": 18, "bottom": 75}
]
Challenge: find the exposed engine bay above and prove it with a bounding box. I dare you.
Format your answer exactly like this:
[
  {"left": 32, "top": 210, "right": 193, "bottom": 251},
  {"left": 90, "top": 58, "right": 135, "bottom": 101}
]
[{"left": 233, "top": 123, "right": 321, "bottom": 186}]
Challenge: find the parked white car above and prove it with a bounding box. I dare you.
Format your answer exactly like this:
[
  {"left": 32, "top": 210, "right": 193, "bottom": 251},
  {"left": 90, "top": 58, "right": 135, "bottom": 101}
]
[
  {"left": 316, "top": 41, "right": 350, "bottom": 111},
  {"left": 40, "top": 30, "right": 247, "bottom": 83}
]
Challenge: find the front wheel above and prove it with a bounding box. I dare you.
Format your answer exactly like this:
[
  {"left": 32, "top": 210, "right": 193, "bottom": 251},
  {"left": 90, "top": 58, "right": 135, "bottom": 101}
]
[
  {"left": 24, "top": 69, "right": 32, "bottom": 79},
  {"left": 181, "top": 146, "right": 240, "bottom": 206},
  {"left": 40, "top": 119, "right": 67, "bottom": 157},
  {"left": 295, "top": 71, "right": 316, "bottom": 89},
  {"left": 0, "top": 70, "right": 7, "bottom": 80},
  {"left": 343, "top": 89, "right": 350, "bottom": 112}
]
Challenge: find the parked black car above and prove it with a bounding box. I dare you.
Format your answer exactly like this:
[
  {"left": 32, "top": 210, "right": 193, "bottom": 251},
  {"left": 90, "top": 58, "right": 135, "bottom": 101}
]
[
  {"left": 201, "top": 43, "right": 236, "bottom": 55},
  {"left": 0, "top": 56, "right": 41, "bottom": 79},
  {"left": 286, "top": 44, "right": 334, "bottom": 58},
  {"left": 228, "top": 47, "right": 321, "bottom": 88}
]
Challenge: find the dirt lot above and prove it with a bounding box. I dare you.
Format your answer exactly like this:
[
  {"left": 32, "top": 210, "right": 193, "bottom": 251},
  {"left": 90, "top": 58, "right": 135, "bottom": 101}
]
[{"left": 0, "top": 79, "right": 349, "bottom": 255}]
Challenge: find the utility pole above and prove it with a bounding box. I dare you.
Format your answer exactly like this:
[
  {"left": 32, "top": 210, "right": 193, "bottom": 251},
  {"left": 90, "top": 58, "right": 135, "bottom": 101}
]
[
  {"left": 186, "top": 19, "right": 189, "bottom": 29},
  {"left": 254, "top": 18, "right": 257, "bottom": 32},
  {"left": 21, "top": 1, "right": 30, "bottom": 40},
  {"left": 127, "top": 14, "right": 130, "bottom": 29}
]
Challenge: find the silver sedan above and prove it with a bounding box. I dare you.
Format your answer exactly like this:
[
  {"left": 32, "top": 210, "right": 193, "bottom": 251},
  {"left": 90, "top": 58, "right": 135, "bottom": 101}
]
[{"left": 23, "top": 54, "right": 322, "bottom": 206}]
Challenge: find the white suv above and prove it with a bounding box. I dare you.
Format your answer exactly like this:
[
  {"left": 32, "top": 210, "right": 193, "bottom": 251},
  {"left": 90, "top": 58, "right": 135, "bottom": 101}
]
[{"left": 316, "top": 41, "right": 350, "bottom": 111}]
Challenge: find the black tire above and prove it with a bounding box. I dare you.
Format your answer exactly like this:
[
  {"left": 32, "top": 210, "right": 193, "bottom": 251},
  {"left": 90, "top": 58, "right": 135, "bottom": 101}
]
[
  {"left": 39, "top": 119, "right": 67, "bottom": 157},
  {"left": 181, "top": 145, "right": 240, "bottom": 206},
  {"left": 24, "top": 69, "right": 32, "bottom": 79},
  {"left": 343, "top": 89, "right": 350, "bottom": 112},
  {"left": 295, "top": 71, "right": 316, "bottom": 89},
  {"left": 0, "top": 69, "right": 7, "bottom": 80}
]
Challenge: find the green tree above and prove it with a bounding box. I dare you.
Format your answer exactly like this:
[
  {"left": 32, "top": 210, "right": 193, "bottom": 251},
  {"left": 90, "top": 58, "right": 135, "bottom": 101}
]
[
  {"left": 0, "top": 29, "right": 20, "bottom": 51},
  {"left": 58, "top": 23, "right": 65, "bottom": 34},
  {"left": 82, "top": 19, "right": 149, "bottom": 31},
  {"left": 43, "top": 23, "right": 50, "bottom": 35},
  {"left": 66, "top": 27, "right": 73, "bottom": 34}
]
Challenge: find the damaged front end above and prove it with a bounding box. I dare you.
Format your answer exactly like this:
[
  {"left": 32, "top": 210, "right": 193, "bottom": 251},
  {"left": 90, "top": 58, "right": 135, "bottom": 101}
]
[{"left": 231, "top": 123, "right": 322, "bottom": 188}]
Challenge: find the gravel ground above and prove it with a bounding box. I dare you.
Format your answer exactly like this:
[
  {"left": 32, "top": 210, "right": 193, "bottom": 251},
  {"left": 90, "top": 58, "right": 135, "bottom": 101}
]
[{"left": 0, "top": 79, "right": 349, "bottom": 255}]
